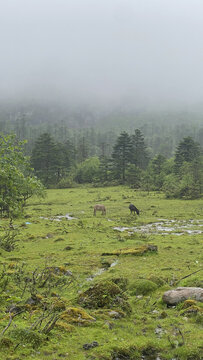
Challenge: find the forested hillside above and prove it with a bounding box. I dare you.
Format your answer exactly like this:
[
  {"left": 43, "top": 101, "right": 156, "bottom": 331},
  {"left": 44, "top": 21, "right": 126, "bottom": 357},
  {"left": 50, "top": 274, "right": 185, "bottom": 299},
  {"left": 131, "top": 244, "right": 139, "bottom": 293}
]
[{"left": 0, "top": 101, "right": 202, "bottom": 158}]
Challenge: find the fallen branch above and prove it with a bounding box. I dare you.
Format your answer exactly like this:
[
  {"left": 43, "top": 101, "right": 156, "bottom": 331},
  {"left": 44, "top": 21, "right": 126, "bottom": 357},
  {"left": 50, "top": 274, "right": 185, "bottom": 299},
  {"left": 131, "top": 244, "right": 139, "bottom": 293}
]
[
  {"left": 1, "top": 310, "right": 24, "bottom": 337},
  {"left": 175, "top": 269, "right": 203, "bottom": 285}
]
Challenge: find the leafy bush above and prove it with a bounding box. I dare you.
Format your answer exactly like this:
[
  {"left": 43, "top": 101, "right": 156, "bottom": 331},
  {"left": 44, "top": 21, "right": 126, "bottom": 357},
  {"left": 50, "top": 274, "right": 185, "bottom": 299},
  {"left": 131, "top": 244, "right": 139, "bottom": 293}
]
[{"left": 57, "top": 176, "right": 76, "bottom": 188}]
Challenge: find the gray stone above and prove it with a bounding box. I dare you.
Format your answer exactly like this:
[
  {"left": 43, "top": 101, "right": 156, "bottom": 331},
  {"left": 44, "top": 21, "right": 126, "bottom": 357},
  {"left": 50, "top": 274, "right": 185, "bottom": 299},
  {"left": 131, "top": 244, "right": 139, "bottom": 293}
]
[{"left": 162, "top": 287, "right": 203, "bottom": 305}]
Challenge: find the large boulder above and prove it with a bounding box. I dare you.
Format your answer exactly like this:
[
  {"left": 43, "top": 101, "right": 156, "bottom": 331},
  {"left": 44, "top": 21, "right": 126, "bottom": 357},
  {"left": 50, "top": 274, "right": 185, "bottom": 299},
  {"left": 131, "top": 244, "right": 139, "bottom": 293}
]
[{"left": 163, "top": 287, "right": 203, "bottom": 305}]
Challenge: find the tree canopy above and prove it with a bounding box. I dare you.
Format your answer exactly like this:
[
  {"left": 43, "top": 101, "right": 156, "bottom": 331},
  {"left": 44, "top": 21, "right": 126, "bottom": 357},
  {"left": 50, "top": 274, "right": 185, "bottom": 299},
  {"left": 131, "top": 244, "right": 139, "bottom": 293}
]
[{"left": 0, "top": 133, "right": 44, "bottom": 218}]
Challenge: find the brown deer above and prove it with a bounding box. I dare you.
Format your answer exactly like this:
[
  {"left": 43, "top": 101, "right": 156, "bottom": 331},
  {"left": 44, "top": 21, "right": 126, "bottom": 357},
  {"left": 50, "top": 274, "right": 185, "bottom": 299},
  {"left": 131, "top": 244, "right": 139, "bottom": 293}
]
[{"left": 93, "top": 204, "right": 106, "bottom": 216}]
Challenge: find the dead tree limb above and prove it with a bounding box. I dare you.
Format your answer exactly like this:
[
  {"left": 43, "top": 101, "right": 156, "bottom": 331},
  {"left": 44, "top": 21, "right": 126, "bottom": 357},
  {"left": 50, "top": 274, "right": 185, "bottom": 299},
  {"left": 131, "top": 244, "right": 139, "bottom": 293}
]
[{"left": 175, "top": 269, "right": 203, "bottom": 285}]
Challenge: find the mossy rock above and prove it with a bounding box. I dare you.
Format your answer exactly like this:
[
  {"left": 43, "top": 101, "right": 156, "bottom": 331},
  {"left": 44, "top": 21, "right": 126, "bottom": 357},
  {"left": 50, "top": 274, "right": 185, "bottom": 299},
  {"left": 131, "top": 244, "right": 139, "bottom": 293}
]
[
  {"left": 60, "top": 307, "right": 95, "bottom": 325},
  {"left": 182, "top": 299, "right": 197, "bottom": 309},
  {"left": 78, "top": 280, "right": 129, "bottom": 310},
  {"left": 102, "top": 244, "right": 157, "bottom": 256},
  {"left": 129, "top": 279, "right": 158, "bottom": 296},
  {"left": 181, "top": 305, "right": 203, "bottom": 316}
]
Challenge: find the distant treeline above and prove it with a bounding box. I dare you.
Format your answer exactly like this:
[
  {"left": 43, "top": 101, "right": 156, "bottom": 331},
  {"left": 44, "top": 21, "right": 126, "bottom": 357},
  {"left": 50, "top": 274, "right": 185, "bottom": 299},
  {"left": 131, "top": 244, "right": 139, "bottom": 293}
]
[
  {"left": 30, "top": 130, "right": 202, "bottom": 200},
  {"left": 0, "top": 103, "right": 203, "bottom": 158},
  {"left": 0, "top": 103, "right": 202, "bottom": 199}
]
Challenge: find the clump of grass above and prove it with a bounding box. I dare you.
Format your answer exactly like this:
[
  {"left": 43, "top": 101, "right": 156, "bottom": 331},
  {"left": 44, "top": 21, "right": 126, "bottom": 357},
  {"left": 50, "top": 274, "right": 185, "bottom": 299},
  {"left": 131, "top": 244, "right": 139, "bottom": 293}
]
[
  {"left": 181, "top": 276, "right": 203, "bottom": 288},
  {"left": 111, "top": 276, "right": 128, "bottom": 291},
  {"left": 0, "top": 337, "right": 13, "bottom": 348},
  {"left": 9, "top": 328, "right": 44, "bottom": 349},
  {"left": 148, "top": 275, "right": 165, "bottom": 287},
  {"left": 111, "top": 344, "right": 139, "bottom": 360},
  {"left": 0, "top": 229, "right": 19, "bottom": 252},
  {"left": 128, "top": 279, "right": 158, "bottom": 296}
]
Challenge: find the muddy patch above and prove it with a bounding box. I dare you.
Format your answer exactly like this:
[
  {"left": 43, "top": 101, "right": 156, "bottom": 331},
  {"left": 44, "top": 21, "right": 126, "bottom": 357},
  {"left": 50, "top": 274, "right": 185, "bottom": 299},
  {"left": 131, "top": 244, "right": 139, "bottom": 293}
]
[{"left": 114, "top": 219, "right": 203, "bottom": 236}]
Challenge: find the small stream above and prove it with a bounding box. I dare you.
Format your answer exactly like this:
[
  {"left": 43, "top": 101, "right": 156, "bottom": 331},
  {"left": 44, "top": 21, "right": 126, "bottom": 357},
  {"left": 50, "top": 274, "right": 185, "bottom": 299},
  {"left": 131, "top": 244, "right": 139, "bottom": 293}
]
[
  {"left": 40, "top": 213, "right": 77, "bottom": 221},
  {"left": 86, "top": 260, "right": 118, "bottom": 281},
  {"left": 114, "top": 219, "right": 203, "bottom": 236}
]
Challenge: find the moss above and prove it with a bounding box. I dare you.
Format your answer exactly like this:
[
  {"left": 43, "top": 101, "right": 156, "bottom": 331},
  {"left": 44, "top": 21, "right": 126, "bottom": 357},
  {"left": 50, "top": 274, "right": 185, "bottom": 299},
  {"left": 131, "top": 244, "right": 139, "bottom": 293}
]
[
  {"left": 52, "top": 299, "right": 66, "bottom": 311},
  {"left": 78, "top": 280, "right": 126, "bottom": 309},
  {"left": 111, "top": 345, "right": 139, "bottom": 360},
  {"left": 100, "top": 259, "right": 112, "bottom": 268},
  {"left": 159, "top": 311, "right": 168, "bottom": 319},
  {"left": 174, "top": 347, "right": 203, "bottom": 360},
  {"left": 129, "top": 279, "right": 158, "bottom": 296},
  {"left": 181, "top": 305, "right": 203, "bottom": 316},
  {"left": 182, "top": 277, "right": 203, "bottom": 288},
  {"left": 1, "top": 187, "right": 202, "bottom": 359},
  {"left": 148, "top": 275, "right": 165, "bottom": 287},
  {"left": 194, "top": 313, "right": 203, "bottom": 325},
  {"left": 35, "top": 294, "right": 44, "bottom": 301},
  {"left": 182, "top": 299, "right": 197, "bottom": 309},
  {"left": 0, "top": 337, "right": 13, "bottom": 348},
  {"left": 8, "top": 262, "right": 17, "bottom": 269},
  {"left": 111, "top": 276, "right": 128, "bottom": 291},
  {"left": 9, "top": 328, "right": 44, "bottom": 349},
  {"left": 6, "top": 269, "right": 15, "bottom": 275},
  {"left": 141, "top": 345, "right": 160, "bottom": 360},
  {"left": 102, "top": 244, "right": 158, "bottom": 256},
  {"left": 60, "top": 307, "right": 95, "bottom": 325},
  {"left": 55, "top": 321, "right": 75, "bottom": 332}
]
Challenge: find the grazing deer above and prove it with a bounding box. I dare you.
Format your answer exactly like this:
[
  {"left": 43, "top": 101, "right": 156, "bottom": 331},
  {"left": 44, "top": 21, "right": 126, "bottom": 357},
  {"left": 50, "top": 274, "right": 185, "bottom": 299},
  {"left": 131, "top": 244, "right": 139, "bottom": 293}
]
[
  {"left": 93, "top": 204, "right": 106, "bottom": 216},
  {"left": 129, "top": 204, "right": 139, "bottom": 215}
]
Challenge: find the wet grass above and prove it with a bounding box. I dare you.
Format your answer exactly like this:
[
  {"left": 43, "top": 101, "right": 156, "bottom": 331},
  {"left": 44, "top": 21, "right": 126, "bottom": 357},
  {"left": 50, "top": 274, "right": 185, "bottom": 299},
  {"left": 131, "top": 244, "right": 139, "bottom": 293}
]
[{"left": 0, "top": 186, "right": 202, "bottom": 360}]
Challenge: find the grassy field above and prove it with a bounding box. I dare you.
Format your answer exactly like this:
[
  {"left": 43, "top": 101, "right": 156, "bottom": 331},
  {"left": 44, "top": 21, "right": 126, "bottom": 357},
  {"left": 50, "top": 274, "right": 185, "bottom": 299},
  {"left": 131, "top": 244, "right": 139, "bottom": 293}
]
[{"left": 0, "top": 186, "right": 202, "bottom": 360}]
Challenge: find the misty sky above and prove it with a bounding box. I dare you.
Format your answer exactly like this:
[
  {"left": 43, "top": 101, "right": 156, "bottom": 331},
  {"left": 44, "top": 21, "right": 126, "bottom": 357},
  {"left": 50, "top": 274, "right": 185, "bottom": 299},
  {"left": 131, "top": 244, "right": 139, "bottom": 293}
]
[{"left": 1, "top": 0, "right": 203, "bottom": 107}]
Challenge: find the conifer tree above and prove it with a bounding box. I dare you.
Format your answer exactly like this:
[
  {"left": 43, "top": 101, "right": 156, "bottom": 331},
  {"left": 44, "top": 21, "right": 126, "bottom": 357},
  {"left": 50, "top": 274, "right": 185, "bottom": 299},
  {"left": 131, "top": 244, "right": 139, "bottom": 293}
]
[
  {"left": 131, "top": 129, "right": 149, "bottom": 169},
  {"left": 112, "top": 131, "right": 132, "bottom": 183}
]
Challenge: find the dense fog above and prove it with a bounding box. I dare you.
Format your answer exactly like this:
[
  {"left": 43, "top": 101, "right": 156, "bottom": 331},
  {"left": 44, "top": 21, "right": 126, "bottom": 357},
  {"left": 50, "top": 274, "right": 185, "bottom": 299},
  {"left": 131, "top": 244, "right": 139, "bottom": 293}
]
[{"left": 1, "top": 0, "right": 203, "bottom": 110}]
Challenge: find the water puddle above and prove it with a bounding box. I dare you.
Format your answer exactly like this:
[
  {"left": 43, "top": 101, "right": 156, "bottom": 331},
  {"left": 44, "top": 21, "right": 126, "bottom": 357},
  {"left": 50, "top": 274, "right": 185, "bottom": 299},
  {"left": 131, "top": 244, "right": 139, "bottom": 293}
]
[
  {"left": 40, "top": 213, "right": 77, "bottom": 221},
  {"left": 114, "top": 219, "right": 203, "bottom": 236}
]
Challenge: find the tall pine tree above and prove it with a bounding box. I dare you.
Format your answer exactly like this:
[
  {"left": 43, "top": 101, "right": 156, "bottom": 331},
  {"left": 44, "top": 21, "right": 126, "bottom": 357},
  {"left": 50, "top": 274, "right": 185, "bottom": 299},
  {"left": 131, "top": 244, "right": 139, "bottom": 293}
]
[
  {"left": 112, "top": 131, "right": 132, "bottom": 183},
  {"left": 131, "top": 129, "right": 149, "bottom": 170}
]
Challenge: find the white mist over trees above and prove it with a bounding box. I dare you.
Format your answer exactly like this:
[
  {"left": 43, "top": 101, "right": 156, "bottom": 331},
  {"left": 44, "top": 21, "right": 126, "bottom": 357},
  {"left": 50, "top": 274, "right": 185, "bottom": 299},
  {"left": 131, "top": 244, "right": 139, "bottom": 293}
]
[{"left": 1, "top": 0, "right": 203, "bottom": 108}]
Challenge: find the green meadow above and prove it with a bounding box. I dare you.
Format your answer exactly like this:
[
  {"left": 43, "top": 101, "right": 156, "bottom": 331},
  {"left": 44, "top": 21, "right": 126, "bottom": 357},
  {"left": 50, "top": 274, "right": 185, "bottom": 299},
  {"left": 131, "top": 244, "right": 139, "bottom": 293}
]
[{"left": 0, "top": 186, "right": 202, "bottom": 360}]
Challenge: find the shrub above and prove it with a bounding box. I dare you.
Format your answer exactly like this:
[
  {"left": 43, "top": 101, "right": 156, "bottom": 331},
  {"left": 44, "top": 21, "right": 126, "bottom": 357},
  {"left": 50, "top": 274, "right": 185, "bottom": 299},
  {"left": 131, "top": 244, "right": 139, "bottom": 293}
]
[
  {"left": 9, "top": 328, "right": 44, "bottom": 348},
  {"left": 129, "top": 279, "right": 158, "bottom": 296}
]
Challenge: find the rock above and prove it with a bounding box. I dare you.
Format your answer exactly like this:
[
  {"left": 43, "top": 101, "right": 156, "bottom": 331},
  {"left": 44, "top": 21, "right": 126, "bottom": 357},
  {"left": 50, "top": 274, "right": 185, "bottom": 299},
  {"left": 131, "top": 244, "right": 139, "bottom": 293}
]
[
  {"left": 64, "top": 270, "right": 73, "bottom": 276},
  {"left": 108, "top": 310, "right": 123, "bottom": 319},
  {"left": 162, "top": 287, "right": 203, "bottom": 305},
  {"left": 102, "top": 244, "right": 158, "bottom": 256},
  {"left": 64, "top": 246, "right": 72, "bottom": 251},
  {"left": 83, "top": 341, "right": 99, "bottom": 350}
]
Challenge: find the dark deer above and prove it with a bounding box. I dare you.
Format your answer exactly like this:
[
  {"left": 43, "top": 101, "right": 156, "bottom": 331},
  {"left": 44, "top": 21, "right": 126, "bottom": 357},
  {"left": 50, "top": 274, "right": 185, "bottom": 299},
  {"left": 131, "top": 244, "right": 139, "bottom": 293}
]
[{"left": 129, "top": 204, "right": 139, "bottom": 215}]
